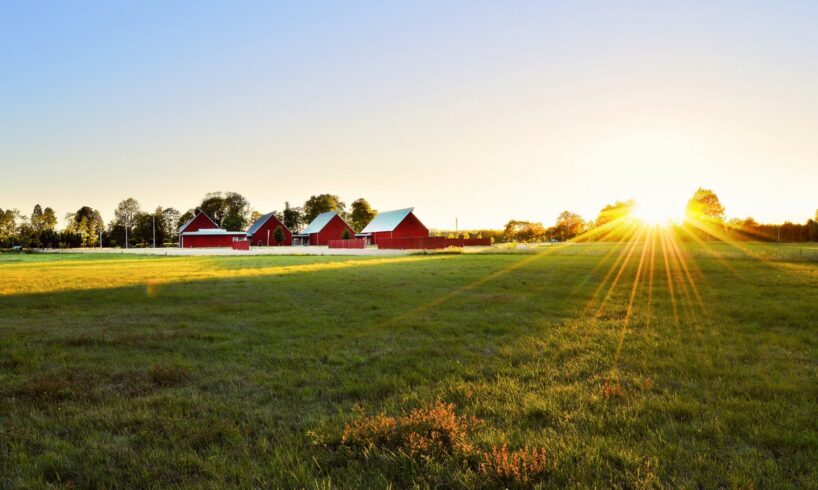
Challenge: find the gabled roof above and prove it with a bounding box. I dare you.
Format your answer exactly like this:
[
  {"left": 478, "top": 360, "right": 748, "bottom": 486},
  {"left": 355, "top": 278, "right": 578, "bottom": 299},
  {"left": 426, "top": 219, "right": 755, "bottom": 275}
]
[
  {"left": 302, "top": 211, "right": 349, "bottom": 235},
  {"left": 178, "top": 208, "right": 218, "bottom": 233},
  {"left": 181, "top": 229, "right": 246, "bottom": 236},
  {"left": 360, "top": 207, "right": 414, "bottom": 234},
  {"left": 246, "top": 212, "right": 288, "bottom": 236}
]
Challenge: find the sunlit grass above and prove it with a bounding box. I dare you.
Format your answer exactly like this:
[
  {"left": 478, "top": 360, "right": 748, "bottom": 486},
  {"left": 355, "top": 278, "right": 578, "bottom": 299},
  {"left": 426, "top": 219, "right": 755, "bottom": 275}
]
[{"left": 1, "top": 243, "right": 817, "bottom": 487}]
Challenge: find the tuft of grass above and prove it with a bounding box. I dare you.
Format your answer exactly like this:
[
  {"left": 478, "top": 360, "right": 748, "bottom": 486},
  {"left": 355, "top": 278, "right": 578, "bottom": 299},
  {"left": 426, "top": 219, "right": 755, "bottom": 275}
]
[{"left": 148, "top": 362, "right": 191, "bottom": 387}]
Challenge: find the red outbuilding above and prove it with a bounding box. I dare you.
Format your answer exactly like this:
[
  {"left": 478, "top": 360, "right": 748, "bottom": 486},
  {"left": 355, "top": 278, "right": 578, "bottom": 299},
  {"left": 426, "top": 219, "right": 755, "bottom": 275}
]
[
  {"left": 294, "top": 211, "right": 355, "bottom": 246},
  {"left": 179, "top": 208, "right": 247, "bottom": 248},
  {"left": 178, "top": 208, "right": 220, "bottom": 235},
  {"left": 246, "top": 212, "right": 292, "bottom": 246},
  {"left": 359, "top": 207, "right": 429, "bottom": 245}
]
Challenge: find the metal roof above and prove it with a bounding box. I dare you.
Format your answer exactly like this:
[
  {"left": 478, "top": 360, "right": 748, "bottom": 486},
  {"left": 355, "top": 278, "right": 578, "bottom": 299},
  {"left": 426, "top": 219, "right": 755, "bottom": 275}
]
[
  {"left": 360, "top": 207, "right": 414, "bottom": 233},
  {"left": 246, "top": 212, "right": 284, "bottom": 236},
  {"left": 180, "top": 229, "right": 245, "bottom": 236},
  {"left": 301, "top": 211, "right": 340, "bottom": 235}
]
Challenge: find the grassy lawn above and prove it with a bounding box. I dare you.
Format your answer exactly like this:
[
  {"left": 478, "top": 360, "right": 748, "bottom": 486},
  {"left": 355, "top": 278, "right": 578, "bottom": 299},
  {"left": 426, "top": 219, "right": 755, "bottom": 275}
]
[{"left": 1, "top": 243, "right": 817, "bottom": 488}]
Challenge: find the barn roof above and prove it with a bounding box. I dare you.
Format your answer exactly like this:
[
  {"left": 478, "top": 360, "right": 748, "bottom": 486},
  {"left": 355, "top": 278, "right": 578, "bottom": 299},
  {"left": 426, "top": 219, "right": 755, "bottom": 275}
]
[
  {"left": 360, "top": 207, "right": 414, "bottom": 234},
  {"left": 246, "top": 212, "right": 287, "bottom": 236},
  {"left": 302, "top": 211, "right": 343, "bottom": 235},
  {"left": 178, "top": 208, "right": 218, "bottom": 233},
  {"left": 180, "top": 229, "right": 246, "bottom": 236}
]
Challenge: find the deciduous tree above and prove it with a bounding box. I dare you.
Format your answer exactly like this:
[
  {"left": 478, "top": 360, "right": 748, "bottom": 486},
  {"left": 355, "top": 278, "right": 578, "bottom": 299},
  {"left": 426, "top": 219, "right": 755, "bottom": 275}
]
[
  {"left": 282, "top": 202, "right": 303, "bottom": 232},
  {"left": 685, "top": 188, "right": 725, "bottom": 223},
  {"left": 553, "top": 211, "right": 586, "bottom": 240},
  {"left": 199, "top": 192, "right": 251, "bottom": 231},
  {"left": 350, "top": 198, "right": 376, "bottom": 233},
  {"left": 303, "top": 194, "right": 345, "bottom": 223}
]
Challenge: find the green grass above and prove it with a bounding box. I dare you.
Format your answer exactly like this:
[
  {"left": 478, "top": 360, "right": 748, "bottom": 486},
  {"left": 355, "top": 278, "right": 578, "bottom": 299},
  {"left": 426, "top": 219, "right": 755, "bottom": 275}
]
[{"left": 1, "top": 243, "right": 817, "bottom": 488}]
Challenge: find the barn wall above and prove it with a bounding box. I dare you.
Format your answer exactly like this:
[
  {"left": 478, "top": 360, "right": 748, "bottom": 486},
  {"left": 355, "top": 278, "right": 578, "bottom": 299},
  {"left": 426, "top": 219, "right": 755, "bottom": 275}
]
[
  {"left": 370, "top": 212, "right": 429, "bottom": 244},
  {"left": 249, "top": 216, "right": 292, "bottom": 246},
  {"left": 311, "top": 215, "right": 355, "bottom": 245},
  {"left": 181, "top": 234, "right": 245, "bottom": 248}
]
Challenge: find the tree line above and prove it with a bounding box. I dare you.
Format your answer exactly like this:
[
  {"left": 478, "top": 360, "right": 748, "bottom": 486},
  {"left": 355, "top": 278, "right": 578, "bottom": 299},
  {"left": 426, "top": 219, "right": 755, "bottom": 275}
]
[
  {"left": 0, "top": 192, "right": 377, "bottom": 248},
  {"left": 2, "top": 187, "right": 815, "bottom": 248},
  {"left": 492, "top": 188, "right": 818, "bottom": 243}
]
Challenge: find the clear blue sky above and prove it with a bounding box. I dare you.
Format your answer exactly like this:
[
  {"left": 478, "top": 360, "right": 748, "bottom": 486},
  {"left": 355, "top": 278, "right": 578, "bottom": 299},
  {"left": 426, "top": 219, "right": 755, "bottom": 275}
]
[{"left": 2, "top": 1, "right": 817, "bottom": 228}]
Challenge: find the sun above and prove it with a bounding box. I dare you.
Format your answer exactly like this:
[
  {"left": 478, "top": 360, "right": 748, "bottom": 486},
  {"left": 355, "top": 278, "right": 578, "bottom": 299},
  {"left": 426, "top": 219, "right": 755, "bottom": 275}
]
[{"left": 632, "top": 198, "right": 684, "bottom": 226}]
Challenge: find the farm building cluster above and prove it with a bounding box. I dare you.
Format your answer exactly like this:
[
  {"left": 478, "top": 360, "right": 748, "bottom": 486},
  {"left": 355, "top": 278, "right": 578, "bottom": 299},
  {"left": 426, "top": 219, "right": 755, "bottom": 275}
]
[{"left": 178, "top": 207, "right": 488, "bottom": 250}]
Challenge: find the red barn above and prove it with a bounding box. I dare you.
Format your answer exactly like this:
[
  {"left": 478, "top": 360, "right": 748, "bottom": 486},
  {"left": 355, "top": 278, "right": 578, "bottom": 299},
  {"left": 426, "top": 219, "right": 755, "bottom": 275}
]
[
  {"left": 359, "top": 207, "right": 429, "bottom": 245},
  {"left": 294, "top": 211, "right": 355, "bottom": 246},
  {"left": 178, "top": 208, "right": 219, "bottom": 235},
  {"left": 179, "top": 208, "right": 247, "bottom": 248},
  {"left": 246, "top": 212, "right": 292, "bottom": 246}
]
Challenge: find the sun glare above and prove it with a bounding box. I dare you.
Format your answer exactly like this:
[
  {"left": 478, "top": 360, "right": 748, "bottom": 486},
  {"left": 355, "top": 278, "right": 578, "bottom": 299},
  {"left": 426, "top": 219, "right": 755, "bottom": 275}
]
[{"left": 632, "top": 199, "right": 683, "bottom": 226}]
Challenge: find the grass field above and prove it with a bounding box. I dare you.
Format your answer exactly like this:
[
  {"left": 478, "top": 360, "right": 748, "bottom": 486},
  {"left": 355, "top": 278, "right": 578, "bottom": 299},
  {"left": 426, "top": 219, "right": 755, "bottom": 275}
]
[{"left": 1, "top": 242, "right": 817, "bottom": 488}]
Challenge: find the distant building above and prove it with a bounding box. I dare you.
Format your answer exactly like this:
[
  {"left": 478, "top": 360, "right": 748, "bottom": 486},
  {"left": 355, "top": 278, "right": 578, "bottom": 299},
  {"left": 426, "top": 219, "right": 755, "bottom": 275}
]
[
  {"left": 246, "top": 212, "right": 292, "bottom": 246},
  {"left": 294, "top": 211, "right": 355, "bottom": 246},
  {"left": 179, "top": 208, "right": 246, "bottom": 247},
  {"left": 359, "top": 207, "right": 429, "bottom": 245}
]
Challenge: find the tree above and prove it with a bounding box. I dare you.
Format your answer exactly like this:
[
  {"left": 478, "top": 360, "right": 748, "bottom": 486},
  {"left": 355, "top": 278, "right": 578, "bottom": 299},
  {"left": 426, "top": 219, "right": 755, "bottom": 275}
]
[
  {"left": 350, "top": 198, "right": 376, "bottom": 233},
  {"left": 303, "top": 194, "right": 345, "bottom": 223},
  {"left": 282, "top": 202, "right": 304, "bottom": 232},
  {"left": 249, "top": 210, "right": 263, "bottom": 225},
  {"left": 109, "top": 198, "right": 141, "bottom": 247},
  {"left": 553, "top": 211, "right": 586, "bottom": 240},
  {"left": 30, "top": 205, "right": 43, "bottom": 230},
  {"left": 685, "top": 188, "right": 725, "bottom": 223},
  {"left": 0, "top": 208, "right": 21, "bottom": 247},
  {"left": 273, "top": 226, "right": 285, "bottom": 246},
  {"left": 178, "top": 209, "right": 195, "bottom": 230},
  {"left": 66, "top": 206, "right": 104, "bottom": 247},
  {"left": 161, "top": 208, "right": 181, "bottom": 244},
  {"left": 341, "top": 228, "right": 351, "bottom": 240},
  {"left": 594, "top": 200, "right": 635, "bottom": 228},
  {"left": 41, "top": 207, "right": 57, "bottom": 232},
  {"left": 503, "top": 220, "right": 546, "bottom": 242},
  {"left": 199, "top": 191, "right": 251, "bottom": 231}
]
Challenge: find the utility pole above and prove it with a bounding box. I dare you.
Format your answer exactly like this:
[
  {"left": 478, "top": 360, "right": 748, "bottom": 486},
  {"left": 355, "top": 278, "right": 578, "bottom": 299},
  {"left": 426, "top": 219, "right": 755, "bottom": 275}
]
[
  {"left": 152, "top": 215, "right": 156, "bottom": 248},
  {"left": 125, "top": 216, "right": 129, "bottom": 249},
  {"left": 455, "top": 218, "right": 458, "bottom": 233}
]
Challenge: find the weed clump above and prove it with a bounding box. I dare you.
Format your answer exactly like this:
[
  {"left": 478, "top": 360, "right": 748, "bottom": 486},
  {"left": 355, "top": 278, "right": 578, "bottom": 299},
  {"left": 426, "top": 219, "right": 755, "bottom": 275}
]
[
  {"left": 317, "top": 400, "right": 554, "bottom": 487},
  {"left": 478, "top": 444, "right": 553, "bottom": 486},
  {"left": 341, "top": 399, "right": 479, "bottom": 459}
]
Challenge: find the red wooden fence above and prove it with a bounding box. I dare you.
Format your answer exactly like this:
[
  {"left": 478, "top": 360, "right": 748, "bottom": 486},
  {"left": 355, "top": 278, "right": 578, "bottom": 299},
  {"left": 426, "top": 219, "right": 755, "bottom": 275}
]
[
  {"left": 231, "top": 240, "right": 250, "bottom": 251},
  {"left": 377, "top": 237, "right": 491, "bottom": 249},
  {"left": 328, "top": 239, "right": 366, "bottom": 249}
]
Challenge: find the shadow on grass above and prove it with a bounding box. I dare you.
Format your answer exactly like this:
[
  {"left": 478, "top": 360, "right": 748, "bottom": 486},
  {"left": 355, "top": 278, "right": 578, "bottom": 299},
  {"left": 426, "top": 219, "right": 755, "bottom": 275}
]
[{"left": 1, "top": 251, "right": 816, "bottom": 487}]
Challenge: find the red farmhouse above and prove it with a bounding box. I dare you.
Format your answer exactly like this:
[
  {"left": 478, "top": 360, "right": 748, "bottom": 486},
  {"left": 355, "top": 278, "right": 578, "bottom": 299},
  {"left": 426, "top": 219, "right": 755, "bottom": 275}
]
[
  {"left": 246, "top": 212, "right": 292, "bottom": 246},
  {"left": 359, "top": 207, "right": 429, "bottom": 245},
  {"left": 178, "top": 208, "right": 246, "bottom": 248},
  {"left": 294, "top": 211, "right": 355, "bottom": 246}
]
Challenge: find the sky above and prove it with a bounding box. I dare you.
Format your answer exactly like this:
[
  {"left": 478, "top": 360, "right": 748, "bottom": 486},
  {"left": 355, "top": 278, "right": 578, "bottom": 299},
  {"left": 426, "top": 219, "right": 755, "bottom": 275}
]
[{"left": 2, "top": 0, "right": 817, "bottom": 229}]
